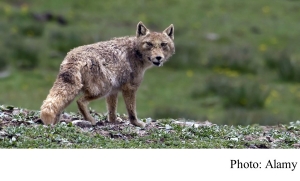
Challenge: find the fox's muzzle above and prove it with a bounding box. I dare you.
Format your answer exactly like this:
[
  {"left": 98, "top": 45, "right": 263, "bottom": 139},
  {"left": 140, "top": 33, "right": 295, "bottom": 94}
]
[{"left": 148, "top": 56, "right": 164, "bottom": 67}]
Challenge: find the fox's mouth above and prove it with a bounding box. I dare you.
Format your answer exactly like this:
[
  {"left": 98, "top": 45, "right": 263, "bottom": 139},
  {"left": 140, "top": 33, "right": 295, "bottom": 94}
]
[
  {"left": 152, "top": 62, "right": 161, "bottom": 66},
  {"left": 148, "top": 57, "right": 162, "bottom": 67}
]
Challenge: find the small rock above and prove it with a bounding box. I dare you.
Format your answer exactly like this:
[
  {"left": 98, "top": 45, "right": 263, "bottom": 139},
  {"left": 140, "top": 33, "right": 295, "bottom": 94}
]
[
  {"left": 72, "top": 120, "right": 93, "bottom": 128},
  {"left": 205, "top": 33, "right": 220, "bottom": 41},
  {"left": 193, "top": 124, "right": 200, "bottom": 128},
  {"left": 292, "top": 143, "right": 300, "bottom": 148},
  {"left": 185, "top": 122, "right": 194, "bottom": 127},
  {"left": 266, "top": 136, "right": 274, "bottom": 142},
  {"left": 145, "top": 118, "right": 152, "bottom": 124},
  {"left": 62, "top": 113, "right": 71, "bottom": 119},
  {"left": 165, "top": 124, "right": 172, "bottom": 130},
  {"left": 60, "top": 122, "right": 67, "bottom": 126},
  {"left": 230, "top": 138, "right": 238, "bottom": 142},
  {"left": 12, "top": 109, "right": 20, "bottom": 115},
  {"left": 116, "top": 117, "right": 123, "bottom": 123},
  {"left": 27, "top": 120, "right": 35, "bottom": 124},
  {"left": 249, "top": 144, "right": 257, "bottom": 149},
  {"left": 244, "top": 135, "right": 254, "bottom": 141},
  {"left": 98, "top": 130, "right": 110, "bottom": 136},
  {"left": 0, "top": 131, "right": 7, "bottom": 136},
  {"left": 110, "top": 132, "right": 123, "bottom": 139}
]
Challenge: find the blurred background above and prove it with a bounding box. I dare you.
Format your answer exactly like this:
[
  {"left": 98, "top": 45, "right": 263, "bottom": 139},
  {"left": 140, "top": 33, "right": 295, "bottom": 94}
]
[{"left": 1, "top": 0, "right": 300, "bottom": 125}]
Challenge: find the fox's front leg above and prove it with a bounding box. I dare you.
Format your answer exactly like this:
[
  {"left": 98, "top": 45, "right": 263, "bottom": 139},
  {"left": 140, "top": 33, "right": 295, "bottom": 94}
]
[
  {"left": 122, "top": 88, "right": 146, "bottom": 128},
  {"left": 106, "top": 93, "right": 122, "bottom": 123}
]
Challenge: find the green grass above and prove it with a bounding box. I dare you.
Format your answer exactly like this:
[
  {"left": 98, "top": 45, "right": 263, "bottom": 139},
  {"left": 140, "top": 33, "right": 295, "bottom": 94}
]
[
  {"left": 1, "top": 105, "right": 300, "bottom": 148},
  {"left": 1, "top": 0, "right": 300, "bottom": 125}
]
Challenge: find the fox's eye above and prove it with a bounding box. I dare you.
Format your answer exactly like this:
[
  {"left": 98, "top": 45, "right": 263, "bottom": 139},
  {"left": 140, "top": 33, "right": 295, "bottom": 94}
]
[
  {"left": 161, "top": 42, "right": 167, "bottom": 47},
  {"left": 146, "top": 42, "right": 153, "bottom": 47}
]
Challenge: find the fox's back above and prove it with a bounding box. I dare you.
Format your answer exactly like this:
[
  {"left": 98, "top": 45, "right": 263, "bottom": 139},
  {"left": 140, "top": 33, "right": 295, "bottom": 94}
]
[{"left": 59, "top": 36, "right": 137, "bottom": 95}]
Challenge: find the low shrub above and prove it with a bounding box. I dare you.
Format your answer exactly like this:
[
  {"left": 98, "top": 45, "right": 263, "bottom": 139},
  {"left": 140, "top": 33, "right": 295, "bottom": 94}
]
[
  {"left": 263, "top": 50, "right": 287, "bottom": 69},
  {"left": 221, "top": 108, "right": 283, "bottom": 125},
  {"left": 167, "top": 41, "right": 201, "bottom": 69},
  {"left": 48, "top": 30, "right": 92, "bottom": 53},
  {"left": 11, "top": 37, "right": 40, "bottom": 69},
  {"left": 0, "top": 46, "right": 10, "bottom": 71},
  {"left": 204, "top": 75, "right": 270, "bottom": 109},
  {"left": 263, "top": 50, "right": 300, "bottom": 82},
  {"left": 17, "top": 21, "right": 45, "bottom": 37},
  {"left": 278, "top": 55, "right": 300, "bottom": 82},
  {"left": 206, "top": 45, "right": 257, "bottom": 74}
]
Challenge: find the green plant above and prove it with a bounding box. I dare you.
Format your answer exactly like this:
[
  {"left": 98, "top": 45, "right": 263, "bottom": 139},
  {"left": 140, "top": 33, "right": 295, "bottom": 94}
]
[
  {"left": 0, "top": 47, "right": 9, "bottom": 71},
  {"left": 221, "top": 108, "right": 283, "bottom": 125},
  {"left": 1, "top": 105, "right": 300, "bottom": 148},
  {"left": 17, "top": 21, "right": 45, "bottom": 37},
  {"left": 223, "top": 80, "right": 270, "bottom": 109},
  {"left": 12, "top": 38, "right": 40, "bottom": 69},
  {"left": 278, "top": 55, "right": 300, "bottom": 82},
  {"left": 204, "top": 75, "right": 270, "bottom": 109},
  {"left": 263, "top": 50, "right": 286, "bottom": 69},
  {"left": 48, "top": 30, "right": 92, "bottom": 53},
  {"left": 206, "top": 45, "right": 257, "bottom": 74},
  {"left": 263, "top": 50, "right": 300, "bottom": 82}
]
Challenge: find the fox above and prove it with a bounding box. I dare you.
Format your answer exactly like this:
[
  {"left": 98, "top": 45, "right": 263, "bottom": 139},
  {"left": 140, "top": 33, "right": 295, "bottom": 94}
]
[{"left": 40, "top": 21, "right": 175, "bottom": 128}]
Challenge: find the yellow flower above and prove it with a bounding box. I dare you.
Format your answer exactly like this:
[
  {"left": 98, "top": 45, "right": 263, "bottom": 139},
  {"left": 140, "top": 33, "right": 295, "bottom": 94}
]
[
  {"left": 148, "top": 101, "right": 154, "bottom": 107},
  {"left": 186, "top": 70, "right": 194, "bottom": 77},
  {"left": 262, "top": 6, "right": 270, "bottom": 14},
  {"left": 265, "top": 96, "right": 272, "bottom": 106},
  {"left": 259, "top": 44, "right": 267, "bottom": 52},
  {"left": 289, "top": 87, "right": 297, "bottom": 93},
  {"left": 265, "top": 90, "right": 279, "bottom": 106},
  {"left": 213, "top": 67, "right": 239, "bottom": 77},
  {"left": 4, "top": 5, "right": 11, "bottom": 15},
  {"left": 21, "top": 4, "right": 29, "bottom": 14},
  {"left": 22, "top": 84, "right": 28, "bottom": 90},
  {"left": 11, "top": 27, "right": 18, "bottom": 34},
  {"left": 271, "top": 37, "right": 278, "bottom": 45},
  {"left": 270, "top": 90, "right": 279, "bottom": 98}
]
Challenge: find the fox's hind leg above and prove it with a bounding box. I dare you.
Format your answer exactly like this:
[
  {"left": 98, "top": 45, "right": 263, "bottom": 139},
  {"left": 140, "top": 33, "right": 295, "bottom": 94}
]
[{"left": 76, "top": 95, "right": 100, "bottom": 125}]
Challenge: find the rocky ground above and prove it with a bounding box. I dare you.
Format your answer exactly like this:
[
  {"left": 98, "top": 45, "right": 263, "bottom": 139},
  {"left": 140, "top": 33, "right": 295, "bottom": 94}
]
[{"left": 1, "top": 105, "right": 300, "bottom": 148}]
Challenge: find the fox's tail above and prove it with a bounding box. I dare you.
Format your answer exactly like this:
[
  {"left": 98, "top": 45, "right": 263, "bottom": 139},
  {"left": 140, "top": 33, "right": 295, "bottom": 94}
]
[{"left": 40, "top": 69, "right": 82, "bottom": 125}]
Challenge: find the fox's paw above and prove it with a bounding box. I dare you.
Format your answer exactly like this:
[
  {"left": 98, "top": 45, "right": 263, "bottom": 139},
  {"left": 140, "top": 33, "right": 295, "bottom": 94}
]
[
  {"left": 87, "top": 117, "right": 96, "bottom": 125},
  {"left": 108, "top": 117, "right": 123, "bottom": 124},
  {"left": 132, "top": 120, "right": 146, "bottom": 129}
]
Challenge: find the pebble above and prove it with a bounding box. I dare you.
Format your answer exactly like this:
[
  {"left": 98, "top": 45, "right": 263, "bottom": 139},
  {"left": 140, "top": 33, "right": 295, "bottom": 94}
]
[{"left": 72, "top": 120, "right": 92, "bottom": 128}]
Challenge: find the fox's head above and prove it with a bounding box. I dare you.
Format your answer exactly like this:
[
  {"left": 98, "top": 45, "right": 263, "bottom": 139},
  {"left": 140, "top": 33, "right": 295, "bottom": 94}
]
[{"left": 136, "top": 21, "right": 175, "bottom": 67}]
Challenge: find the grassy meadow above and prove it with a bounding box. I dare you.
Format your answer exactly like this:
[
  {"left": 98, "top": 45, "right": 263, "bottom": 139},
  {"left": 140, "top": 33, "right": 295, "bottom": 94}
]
[{"left": 1, "top": 0, "right": 300, "bottom": 125}]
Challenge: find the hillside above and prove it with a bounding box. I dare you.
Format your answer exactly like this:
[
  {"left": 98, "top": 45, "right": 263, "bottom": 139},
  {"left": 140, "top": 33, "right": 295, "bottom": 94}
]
[
  {"left": 1, "top": 105, "right": 299, "bottom": 148},
  {"left": 1, "top": 0, "right": 300, "bottom": 126}
]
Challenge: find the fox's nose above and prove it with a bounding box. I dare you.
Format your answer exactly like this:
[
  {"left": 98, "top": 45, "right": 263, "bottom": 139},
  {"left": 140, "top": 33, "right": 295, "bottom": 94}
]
[{"left": 156, "top": 56, "right": 162, "bottom": 61}]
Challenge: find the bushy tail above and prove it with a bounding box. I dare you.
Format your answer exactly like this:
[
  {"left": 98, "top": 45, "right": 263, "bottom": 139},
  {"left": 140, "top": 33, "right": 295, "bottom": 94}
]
[{"left": 40, "top": 70, "right": 82, "bottom": 125}]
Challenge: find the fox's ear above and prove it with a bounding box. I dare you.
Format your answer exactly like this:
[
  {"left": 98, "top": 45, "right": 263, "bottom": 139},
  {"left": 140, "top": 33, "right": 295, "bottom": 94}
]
[
  {"left": 136, "top": 21, "right": 150, "bottom": 37},
  {"left": 163, "top": 24, "right": 174, "bottom": 40}
]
